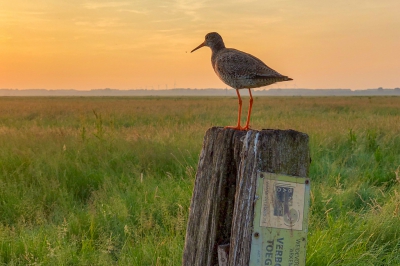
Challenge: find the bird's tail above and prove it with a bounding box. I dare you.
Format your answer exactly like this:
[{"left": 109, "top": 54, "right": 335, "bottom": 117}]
[{"left": 274, "top": 76, "right": 292, "bottom": 83}]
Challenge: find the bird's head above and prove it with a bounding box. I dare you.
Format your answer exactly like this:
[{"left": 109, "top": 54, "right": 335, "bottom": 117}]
[{"left": 191, "top": 32, "right": 225, "bottom": 53}]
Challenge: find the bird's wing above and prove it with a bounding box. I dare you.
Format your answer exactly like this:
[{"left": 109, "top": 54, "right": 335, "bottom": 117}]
[{"left": 215, "top": 48, "right": 288, "bottom": 79}]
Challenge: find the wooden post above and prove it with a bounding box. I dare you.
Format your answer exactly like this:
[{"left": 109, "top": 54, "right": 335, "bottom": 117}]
[{"left": 182, "top": 127, "right": 310, "bottom": 266}]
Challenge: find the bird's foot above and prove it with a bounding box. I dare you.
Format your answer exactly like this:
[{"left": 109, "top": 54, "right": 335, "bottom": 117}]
[
  {"left": 241, "top": 125, "right": 251, "bottom": 131},
  {"left": 224, "top": 125, "right": 245, "bottom": 131}
]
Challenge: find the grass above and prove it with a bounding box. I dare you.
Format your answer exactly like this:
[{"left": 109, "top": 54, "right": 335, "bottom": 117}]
[{"left": 0, "top": 96, "right": 399, "bottom": 265}]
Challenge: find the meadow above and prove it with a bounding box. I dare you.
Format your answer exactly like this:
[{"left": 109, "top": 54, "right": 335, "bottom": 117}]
[{"left": 0, "top": 96, "right": 399, "bottom": 265}]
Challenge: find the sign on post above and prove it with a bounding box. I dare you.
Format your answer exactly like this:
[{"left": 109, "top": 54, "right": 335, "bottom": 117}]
[{"left": 250, "top": 172, "right": 311, "bottom": 266}]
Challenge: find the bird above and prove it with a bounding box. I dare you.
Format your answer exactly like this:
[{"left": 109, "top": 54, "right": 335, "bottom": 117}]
[{"left": 191, "top": 32, "right": 292, "bottom": 130}]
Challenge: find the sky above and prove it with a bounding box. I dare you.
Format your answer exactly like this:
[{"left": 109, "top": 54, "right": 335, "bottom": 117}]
[{"left": 1, "top": 0, "right": 399, "bottom": 90}]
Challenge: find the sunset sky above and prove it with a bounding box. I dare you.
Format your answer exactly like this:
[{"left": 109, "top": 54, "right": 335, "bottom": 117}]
[{"left": 1, "top": 0, "right": 399, "bottom": 90}]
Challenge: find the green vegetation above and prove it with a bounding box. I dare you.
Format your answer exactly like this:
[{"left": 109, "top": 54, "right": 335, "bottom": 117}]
[{"left": 0, "top": 96, "right": 399, "bottom": 265}]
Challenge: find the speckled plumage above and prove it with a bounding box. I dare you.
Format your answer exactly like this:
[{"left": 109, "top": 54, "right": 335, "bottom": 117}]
[{"left": 191, "top": 32, "right": 292, "bottom": 130}]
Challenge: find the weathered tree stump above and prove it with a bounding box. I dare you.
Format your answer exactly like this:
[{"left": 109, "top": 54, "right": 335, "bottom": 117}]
[{"left": 182, "top": 127, "right": 310, "bottom": 266}]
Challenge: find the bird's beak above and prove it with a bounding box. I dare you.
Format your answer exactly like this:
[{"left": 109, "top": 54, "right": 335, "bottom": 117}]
[{"left": 191, "top": 41, "right": 206, "bottom": 53}]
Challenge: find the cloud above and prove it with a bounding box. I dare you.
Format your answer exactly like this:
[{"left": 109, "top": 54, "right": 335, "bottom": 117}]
[
  {"left": 151, "top": 17, "right": 185, "bottom": 23},
  {"left": 73, "top": 17, "right": 128, "bottom": 31},
  {"left": 157, "top": 28, "right": 183, "bottom": 32},
  {"left": 118, "top": 8, "right": 148, "bottom": 14},
  {"left": 83, "top": 1, "right": 131, "bottom": 9},
  {"left": 173, "top": 0, "right": 210, "bottom": 21}
]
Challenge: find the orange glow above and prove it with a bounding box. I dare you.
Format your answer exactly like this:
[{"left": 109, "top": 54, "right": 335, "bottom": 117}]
[{"left": 1, "top": 1, "right": 399, "bottom": 90}]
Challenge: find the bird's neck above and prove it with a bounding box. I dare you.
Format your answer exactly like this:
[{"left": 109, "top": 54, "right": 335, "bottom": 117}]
[
  {"left": 210, "top": 42, "right": 225, "bottom": 54},
  {"left": 210, "top": 42, "right": 226, "bottom": 70}
]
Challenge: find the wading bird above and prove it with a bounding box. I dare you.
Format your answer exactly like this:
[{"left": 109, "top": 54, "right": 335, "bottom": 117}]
[{"left": 191, "top": 32, "right": 292, "bottom": 130}]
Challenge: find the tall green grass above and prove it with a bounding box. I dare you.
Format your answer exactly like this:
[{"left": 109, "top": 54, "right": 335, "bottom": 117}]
[{"left": 0, "top": 96, "right": 399, "bottom": 265}]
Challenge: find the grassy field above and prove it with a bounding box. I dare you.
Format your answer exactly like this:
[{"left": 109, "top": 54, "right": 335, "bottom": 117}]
[{"left": 0, "top": 96, "right": 399, "bottom": 265}]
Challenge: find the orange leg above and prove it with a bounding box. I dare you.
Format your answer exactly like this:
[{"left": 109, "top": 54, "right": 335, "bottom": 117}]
[
  {"left": 242, "top": 89, "right": 253, "bottom": 130},
  {"left": 224, "top": 89, "right": 243, "bottom": 130}
]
